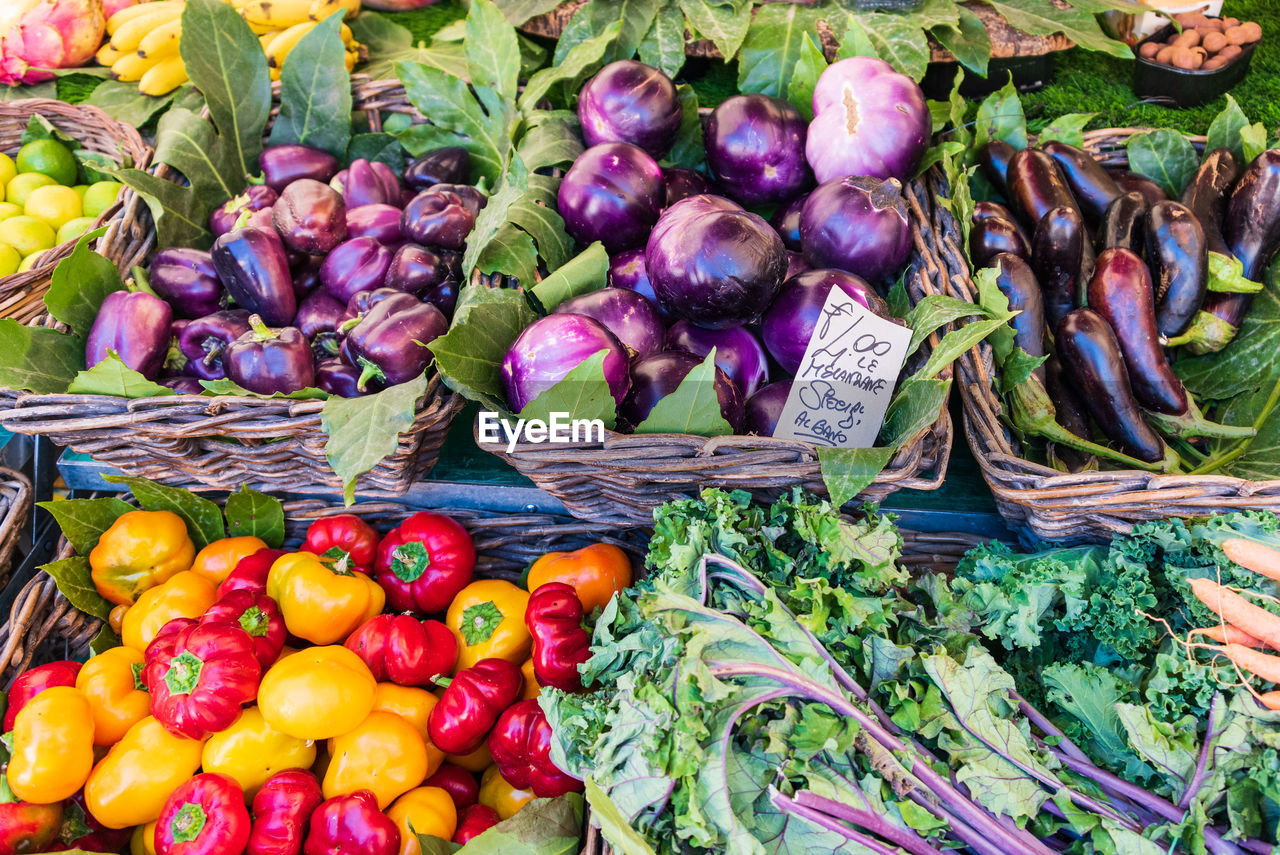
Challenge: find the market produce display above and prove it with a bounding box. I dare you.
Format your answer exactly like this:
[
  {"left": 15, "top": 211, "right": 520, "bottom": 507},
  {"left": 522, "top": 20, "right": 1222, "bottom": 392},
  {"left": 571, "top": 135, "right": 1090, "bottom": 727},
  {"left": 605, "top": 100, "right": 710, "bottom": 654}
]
[{"left": 1138, "top": 12, "right": 1261, "bottom": 72}]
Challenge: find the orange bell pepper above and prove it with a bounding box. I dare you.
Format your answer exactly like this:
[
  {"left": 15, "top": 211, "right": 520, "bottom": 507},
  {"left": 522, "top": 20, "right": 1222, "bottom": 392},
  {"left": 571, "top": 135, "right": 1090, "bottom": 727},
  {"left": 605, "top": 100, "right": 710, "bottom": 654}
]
[
  {"left": 189, "top": 536, "right": 269, "bottom": 585},
  {"left": 266, "top": 552, "right": 384, "bottom": 645},
  {"left": 526, "top": 543, "right": 631, "bottom": 614},
  {"left": 76, "top": 646, "right": 151, "bottom": 746},
  {"left": 445, "top": 580, "right": 530, "bottom": 672},
  {"left": 387, "top": 786, "right": 457, "bottom": 854},
  {"left": 89, "top": 510, "right": 195, "bottom": 606},
  {"left": 324, "top": 711, "right": 432, "bottom": 809},
  {"left": 120, "top": 571, "right": 216, "bottom": 651},
  {"left": 7, "top": 686, "right": 95, "bottom": 804}
]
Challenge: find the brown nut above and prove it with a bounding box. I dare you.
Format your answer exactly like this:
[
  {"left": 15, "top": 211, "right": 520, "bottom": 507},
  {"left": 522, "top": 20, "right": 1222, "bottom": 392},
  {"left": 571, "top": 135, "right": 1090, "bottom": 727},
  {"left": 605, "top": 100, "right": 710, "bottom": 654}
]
[
  {"left": 1203, "top": 56, "right": 1229, "bottom": 70},
  {"left": 1173, "top": 47, "right": 1204, "bottom": 69},
  {"left": 1220, "top": 44, "right": 1243, "bottom": 60},
  {"left": 1237, "top": 21, "right": 1263, "bottom": 43},
  {"left": 1200, "top": 18, "right": 1224, "bottom": 32},
  {"left": 1156, "top": 45, "right": 1178, "bottom": 64},
  {"left": 1174, "top": 28, "right": 1201, "bottom": 46},
  {"left": 1139, "top": 41, "right": 1162, "bottom": 59},
  {"left": 1225, "top": 25, "right": 1251, "bottom": 45},
  {"left": 1222, "top": 17, "right": 1240, "bottom": 28},
  {"left": 1202, "top": 31, "right": 1228, "bottom": 52}
]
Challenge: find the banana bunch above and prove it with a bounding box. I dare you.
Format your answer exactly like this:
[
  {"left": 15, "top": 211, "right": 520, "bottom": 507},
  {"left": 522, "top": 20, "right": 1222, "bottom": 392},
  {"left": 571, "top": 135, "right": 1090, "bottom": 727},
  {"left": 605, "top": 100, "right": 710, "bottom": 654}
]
[{"left": 97, "top": 0, "right": 362, "bottom": 97}]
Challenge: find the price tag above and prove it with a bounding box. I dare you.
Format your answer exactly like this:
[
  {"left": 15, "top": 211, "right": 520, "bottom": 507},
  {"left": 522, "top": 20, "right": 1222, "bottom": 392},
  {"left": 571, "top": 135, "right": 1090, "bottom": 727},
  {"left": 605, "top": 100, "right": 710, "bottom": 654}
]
[{"left": 773, "top": 287, "right": 911, "bottom": 448}]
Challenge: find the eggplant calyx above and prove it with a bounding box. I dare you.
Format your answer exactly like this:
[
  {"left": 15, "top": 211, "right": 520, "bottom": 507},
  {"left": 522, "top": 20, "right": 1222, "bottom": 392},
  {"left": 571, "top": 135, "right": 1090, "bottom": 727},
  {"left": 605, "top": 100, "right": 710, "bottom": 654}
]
[
  {"left": 1163, "top": 310, "right": 1237, "bottom": 354},
  {"left": 1206, "top": 252, "right": 1264, "bottom": 294},
  {"left": 1143, "top": 399, "right": 1257, "bottom": 441},
  {"left": 356, "top": 357, "right": 385, "bottom": 392}
]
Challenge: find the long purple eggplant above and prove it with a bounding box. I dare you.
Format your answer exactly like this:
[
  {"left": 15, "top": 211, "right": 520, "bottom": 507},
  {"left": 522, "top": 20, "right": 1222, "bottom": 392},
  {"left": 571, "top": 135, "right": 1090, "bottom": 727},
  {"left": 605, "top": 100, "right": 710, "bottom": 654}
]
[
  {"left": 978, "top": 140, "right": 1017, "bottom": 196},
  {"left": 973, "top": 201, "right": 1019, "bottom": 223},
  {"left": 970, "top": 217, "right": 1031, "bottom": 268},
  {"left": 992, "top": 253, "right": 1047, "bottom": 379},
  {"left": 1146, "top": 201, "right": 1206, "bottom": 337},
  {"left": 211, "top": 227, "right": 297, "bottom": 325},
  {"left": 1043, "top": 355, "right": 1092, "bottom": 472},
  {"left": 85, "top": 290, "right": 173, "bottom": 379},
  {"left": 1107, "top": 170, "right": 1166, "bottom": 206},
  {"left": 177, "top": 309, "right": 251, "bottom": 381},
  {"left": 1041, "top": 141, "right": 1122, "bottom": 223},
  {"left": 1179, "top": 148, "right": 1240, "bottom": 260},
  {"left": 1031, "top": 205, "right": 1088, "bottom": 330},
  {"left": 1096, "top": 192, "right": 1147, "bottom": 254},
  {"left": 224, "top": 316, "right": 315, "bottom": 395},
  {"left": 1007, "top": 148, "right": 1081, "bottom": 229}
]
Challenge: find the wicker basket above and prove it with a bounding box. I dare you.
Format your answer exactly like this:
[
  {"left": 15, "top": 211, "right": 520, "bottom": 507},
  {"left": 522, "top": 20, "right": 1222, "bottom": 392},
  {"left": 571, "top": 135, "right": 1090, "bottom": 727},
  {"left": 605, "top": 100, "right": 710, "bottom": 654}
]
[
  {"left": 0, "top": 78, "right": 461, "bottom": 496},
  {"left": 0, "top": 467, "right": 31, "bottom": 590},
  {"left": 478, "top": 170, "right": 960, "bottom": 526},
  {"left": 0, "top": 99, "right": 154, "bottom": 324},
  {"left": 951, "top": 127, "right": 1280, "bottom": 544}
]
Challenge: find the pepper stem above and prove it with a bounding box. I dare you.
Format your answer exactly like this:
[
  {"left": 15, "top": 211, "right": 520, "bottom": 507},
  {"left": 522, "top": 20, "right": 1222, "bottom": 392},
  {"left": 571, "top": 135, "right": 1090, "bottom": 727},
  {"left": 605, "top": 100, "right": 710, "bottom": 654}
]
[
  {"left": 247, "top": 315, "right": 277, "bottom": 342},
  {"left": 239, "top": 606, "right": 269, "bottom": 639},
  {"left": 356, "top": 357, "right": 385, "bottom": 393},
  {"left": 232, "top": 207, "right": 253, "bottom": 231},
  {"left": 170, "top": 802, "right": 207, "bottom": 844},
  {"left": 164, "top": 651, "right": 205, "bottom": 696},
  {"left": 127, "top": 266, "right": 156, "bottom": 296},
  {"left": 391, "top": 542, "right": 431, "bottom": 583},
  {"left": 460, "top": 600, "right": 504, "bottom": 646}
]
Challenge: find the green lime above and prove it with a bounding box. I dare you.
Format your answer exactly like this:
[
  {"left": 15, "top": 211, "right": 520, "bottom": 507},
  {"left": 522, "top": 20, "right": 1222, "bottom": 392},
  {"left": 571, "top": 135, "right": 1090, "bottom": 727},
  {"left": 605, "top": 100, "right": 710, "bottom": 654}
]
[
  {"left": 56, "top": 216, "right": 96, "bottom": 245},
  {"left": 72, "top": 184, "right": 90, "bottom": 197},
  {"left": 24, "top": 185, "right": 83, "bottom": 230},
  {"left": 0, "top": 216, "right": 56, "bottom": 258},
  {"left": 6, "top": 172, "right": 56, "bottom": 207},
  {"left": 0, "top": 154, "right": 15, "bottom": 191},
  {"left": 0, "top": 202, "right": 21, "bottom": 221},
  {"left": 0, "top": 243, "right": 19, "bottom": 277},
  {"left": 16, "top": 139, "right": 77, "bottom": 187},
  {"left": 83, "top": 181, "right": 123, "bottom": 219},
  {"left": 17, "top": 250, "right": 44, "bottom": 273}
]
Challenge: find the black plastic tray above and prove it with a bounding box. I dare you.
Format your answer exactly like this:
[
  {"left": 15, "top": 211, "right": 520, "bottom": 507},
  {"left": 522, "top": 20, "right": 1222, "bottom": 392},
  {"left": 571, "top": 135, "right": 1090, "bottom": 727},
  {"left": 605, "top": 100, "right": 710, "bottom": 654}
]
[{"left": 1133, "top": 23, "right": 1257, "bottom": 108}]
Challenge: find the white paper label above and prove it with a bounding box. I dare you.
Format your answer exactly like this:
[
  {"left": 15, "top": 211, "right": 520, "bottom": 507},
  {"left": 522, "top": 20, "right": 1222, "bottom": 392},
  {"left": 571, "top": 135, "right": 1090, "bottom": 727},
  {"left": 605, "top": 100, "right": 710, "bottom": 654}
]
[{"left": 773, "top": 287, "right": 912, "bottom": 448}]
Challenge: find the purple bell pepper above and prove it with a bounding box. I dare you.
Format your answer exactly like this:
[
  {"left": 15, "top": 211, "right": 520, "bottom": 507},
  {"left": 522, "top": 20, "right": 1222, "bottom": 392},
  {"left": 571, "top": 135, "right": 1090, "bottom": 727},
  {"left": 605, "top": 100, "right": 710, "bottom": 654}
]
[
  {"left": 424, "top": 184, "right": 486, "bottom": 217},
  {"left": 346, "top": 204, "right": 404, "bottom": 246},
  {"left": 340, "top": 292, "right": 448, "bottom": 391},
  {"left": 178, "top": 310, "right": 252, "bottom": 381},
  {"left": 259, "top": 144, "right": 339, "bottom": 193},
  {"left": 422, "top": 276, "right": 459, "bottom": 319},
  {"left": 400, "top": 190, "right": 475, "bottom": 250},
  {"left": 150, "top": 248, "right": 225, "bottom": 318},
  {"left": 159, "top": 375, "right": 205, "bottom": 394},
  {"left": 210, "top": 185, "right": 279, "bottom": 239},
  {"left": 211, "top": 227, "right": 297, "bottom": 325},
  {"left": 86, "top": 290, "right": 173, "bottom": 379},
  {"left": 224, "top": 315, "right": 316, "bottom": 395},
  {"left": 273, "top": 179, "right": 347, "bottom": 254},
  {"left": 384, "top": 244, "right": 445, "bottom": 297},
  {"left": 316, "top": 357, "right": 366, "bottom": 398},
  {"left": 334, "top": 159, "right": 396, "bottom": 209},
  {"left": 291, "top": 257, "right": 323, "bottom": 300},
  {"left": 295, "top": 290, "right": 346, "bottom": 358},
  {"left": 321, "top": 237, "right": 394, "bottom": 303},
  {"left": 404, "top": 148, "right": 470, "bottom": 190}
]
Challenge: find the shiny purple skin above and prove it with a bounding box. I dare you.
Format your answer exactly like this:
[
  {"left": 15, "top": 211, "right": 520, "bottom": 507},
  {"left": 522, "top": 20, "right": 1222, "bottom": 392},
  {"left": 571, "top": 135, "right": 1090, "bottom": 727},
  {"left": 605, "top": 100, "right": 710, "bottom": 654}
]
[
  {"left": 645, "top": 195, "right": 787, "bottom": 329},
  {"left": 806, "top": 57, "right": 930, "bottom": 183},
  {"left": 259, "top": 144, "right": 340, "bottom": 193},
  {"left": 294, "top": 290, "right": 346, "bottom": 358},
  {"left": 346, "top": 204, "right": 405, "bottom": 246},
  {"left": 744, "top": 380, "right": 792, "bottom": 436},
  {"left": 785, "top": 250, "right": 810, "bottom": 280},
  {"left": 422, "top": 277, "right": 459, "bottom": 319},
  {"left": 400, "top": 189, "right": 475, "bottom": 251},
  {"left": 705, "top": 94, "right": 810, "bottom": 207},
  {"left": 342, "top": 292, "right": 448, "bottom": 390},
  {"left": 404, "top": 147, "right": 470, "bottom": 190},
  {"left": 578, "top": 60, "right": 682, "bottom": 158},
  {"left": 501, "top": 313, "right": 631, "bottom": 413},
  {"left": 273, "top": 179, "right": 347, "bottom": 254},
  {"left": 335, "top": 159, "right": 396, "bottom": 209},
  {"left": 159, "top": 375, "right": 205, "bottom": 394},
  {"left": 86, "top": 290, "right": 173, "bottom": 379},
  {"left": 665, "top": 320, "right": 769, "bottom": 399},
  {"left": 150, "top": 247, "right": 225, "bottom": 318},
  {"left": 320, "top": 237, "right": 394, "bottom": 303},
  {"left": 427, "top": 184, "right": 486, "bottom": 217},
  {"left": 553, "top": 288, "right": 665, "bottom": 358},
  {"left": 316, "top": 357, "right": 366, "bottom": 397},
  {"left": 384, "top": 244, "right": 446, "bottom": 297},
  {"left": 620, "top": 350, "right": 744, "bottom": 432},
  {"left": 224, "top": 318, "right": 316, "bottom": 395},
  {"left": 209, "top": 185, "right": 278, "bottom": 239},
  {"left": 557, "top": 142, "right": 665, "bottom": 253},
  {"left": 178, "top": 309, "right": 252, "bottom": 380},
  {"left": 607, "top": 249, "right": 658, "bottom": 300},
  {"left": 762, "top": 269, "right": 890, "bottom": 375},
  {"left": 800, "top": 176, "right": 911, "bottom": 283},
  {"left": 340, "top": 287, "right": 402, "bottom": 326},
  {"left": 662, "top": 168, "right": 711, "bottom": 206},
  {"left": 771, "top": 194, "right": 806, "bottom": 251},
  {"left": 291, "top": 257, "right": 323, "bottom": 300},
  {"left": 211, "top": 227, "right": 297, "bottom": 325},
  {"left": 372, "top": 161, "right": 400, "bottom": 199}
]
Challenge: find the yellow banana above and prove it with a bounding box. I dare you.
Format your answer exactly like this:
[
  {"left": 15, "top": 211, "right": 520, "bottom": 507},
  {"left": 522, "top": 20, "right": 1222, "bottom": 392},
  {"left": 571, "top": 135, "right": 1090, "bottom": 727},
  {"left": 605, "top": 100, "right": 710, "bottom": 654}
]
[
  {"left": 240, "top": 0, "right": 313, "bottom": 29},
  {"left": 137, "top": 19, "right": 183, "bottom": 60},
  {"left": 107, "top": 1, "right": 183, "bottom": 35},
  {"left": 344, "top": 47, "right": 357, "bottom": 72},
  {"left": 139, "top": 55, "right": 189, "bottom": 96},
  {"left": 307, "top": 0, "right": 359, "bottom": 22},
  {"left": 111, "top": 51, "right": 162, "bottom": 83},
  {"left": 258, "top": 30, "right": 282, "bottom": 51},
  {"left": 264, "top": 21, "right": 314, "bottom": 68},
  {"left": 110, "top": 6, "right": 183, "bottom": 52},
  {"left": 96, "top": 42, "right": 125, "bottom": 66}
]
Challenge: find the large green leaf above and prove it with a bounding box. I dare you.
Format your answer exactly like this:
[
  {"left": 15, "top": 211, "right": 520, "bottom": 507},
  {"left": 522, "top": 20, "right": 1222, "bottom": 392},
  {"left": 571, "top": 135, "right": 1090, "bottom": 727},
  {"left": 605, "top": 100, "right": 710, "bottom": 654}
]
[
  {"left": 321, "top": 372, "right": 430, "bottom": 504},
  {"left": 982, "top": 0, "right": 1133, "bottom": 58},
  {"left": 786, "top": 33, "right": 826, "bottom": 120},
  {"left": 36, "top": 497, "right": 134, "bottom": 555},
  {"left": 114, "top": 160, "right": 215, "bottom": 251},
  {"left": 974, "top": 78, "right": 1027, "bottom": 152},
  {"left": 1125, "top": 129, "right": 1198, "bottom": 198},
  {"left": 102, "top": 476, "right": 225, "bottom": 549},
  {"left": 84, "top": 80, "right": 176, "bottom": 129},
  {"left": 520, "top": 22, "right": 620, "bottom": 110},
  {"left": 555, "top": 0, "right": 658, "bottom": 66},
  {"left": 0, "top": 319, "right": 84, "bottom": 394},
  {"left": 516, "top": 113, "right": 584, "bottom": 173},
  {"left": 518, "top": 350, "right": 618, "bottom": 429},
  {"left": 43, "top": 229, "right": 120, "bottom": 336},
  {"left": 666, "top": 84, "right": 703, "bottom": 170},
  {"left": 67, "top": 354, "right": 172, "bottom": 398},
  {"left": 845, "top": 12, "right": 930, "bottom": 81},
  {"left": 1205, "top": 94, "right": 1253, "bottom": 166},
  {"left": 396, "top": 61, "right": 515, "bottom": 184},
  {"left": 467, "top": 0, "right": 521, "bottom": 102},
  {"left": 530, "top": 242, "right": 609, "bottom": 310},
  {"left": 930, "top": 4, "right": 991, "bottom": 76},
  {"left": 39, "top": 556, "right": 113, "bottom": 620},
  {"left": 223, "top": 485, "right": 286, "bottom": 547},
  {"left": 679, "top": 0, "right": 751, "bottom": 61},
  {"left": 269, "top": 11, "right": 353, "bottom": 158},
  {"left": 737, "top": 4, "right": 823, "bottom": 99},
  {"left": 353, "top": 13, "right": 468, "bottom": 81},
  {"left": 638, "top": 0, "right": 687, "bottom": 79},
  {"left": 817, "top": 446, "right": 896, "bottom": 507},
  {"left": 505, "top": 174, "right": 574, "bottom": 272},
  {"left": 464, "top": 158, "right": 530, "bottom": 279},
  {"left": 430, "top": 287, "right": 536, "bottom": 410},
  {"left": 634, "top": 351, "right": 733, "bottom": 436},
  {"left": 492, "top": 0, "right": 566, "bottom": 25}
]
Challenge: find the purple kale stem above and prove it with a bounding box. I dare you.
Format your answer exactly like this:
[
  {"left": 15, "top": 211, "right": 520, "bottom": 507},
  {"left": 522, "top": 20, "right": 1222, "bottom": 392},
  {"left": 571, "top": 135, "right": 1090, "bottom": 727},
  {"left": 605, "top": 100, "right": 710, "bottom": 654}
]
[
  {"left": 1235, "top": 837, "right": 1274, "bottom": 854},
  {"left": 1179, "top": 694, "right": 1218, "bottom": 811},
  {"left": 792, "top": 791, "right": 947, "bottom": 855},
  {"left": 769, "top": 793, "right": 902, "bottom": 855},
  {"left": 1013, "top": 691, "right": 1093, "bottom": 765},
  {"left": 903, "top": 791, "right": 1033, "bottom": 855}
]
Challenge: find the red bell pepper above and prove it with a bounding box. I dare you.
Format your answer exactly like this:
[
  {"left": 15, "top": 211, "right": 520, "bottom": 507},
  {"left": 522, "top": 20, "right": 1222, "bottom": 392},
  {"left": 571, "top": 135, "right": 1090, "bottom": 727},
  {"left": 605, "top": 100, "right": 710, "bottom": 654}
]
[
  {"left": 143, "top": 618, "right": 261, "bottom": 739},
  {"left": 248, "top": 769, "right": 324, "bottom": 855},
  {"left": 155, "top": 773, "right": 251, "bottom": 855},
  {"left": 373, "top": 512, "right": 475, "bottom": 614},
  {"left": 0, "top": 770, "right": 61, "bottom": 855},
  {"left": 3, "top": 661, "right": 81, "bottom": 731},
  {"left": 47, "top": 793, "right": 132, "bottom": 852},
  {"left": 426, "top": 658, "right": 524, "bottom": 756},
  {"left": 488, "top": 699, "right": 584, "bottom": 798},
  {"left": 344, "top": 614, "right": 457, "bottom": 688},
  {"left": 524, "top": 582, "right": 591, "bottom": 693},
  {"left": 303, "top": 790, "right": 399, "bottom": 855},
  {"left": 423, "top": 763, "right": 479, "bottom": 811},
  {"left": 203, "top": 589, "right": 286, "bottom": 670},
  {"left": 452, "top": 805, "right": 500, "bottom": 845},
  {"left": 217, "top": 548, "right": 288, "bottom": 598},
  {"left": 301, "top": 514, "right": 379, "bottom": 571}
]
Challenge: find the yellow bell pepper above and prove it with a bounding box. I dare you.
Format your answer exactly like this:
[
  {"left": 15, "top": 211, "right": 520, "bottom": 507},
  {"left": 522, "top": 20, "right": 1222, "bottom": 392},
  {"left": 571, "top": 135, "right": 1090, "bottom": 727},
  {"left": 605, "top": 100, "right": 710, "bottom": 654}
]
[
  {"left": 526, "top": 543, "right": 632, "bottom": 614},
  {"left": 189, "top": 535, "right": 268, "bottom": 586},
  {"left": 266, "top": 552, "right": 385, "bottom": 645},
  {"left": 387, "top": 787, "right": 458, "bottom": 855},
  {"left": 445, "top": 579, "right": 531, "bottom": 672},
  {"left": 258, "top": 645, "right": 376, "bottom": 741},
  {"left": 120, "top": 571, "right": 216, "bottom": 652},
  {"left": 76, "top": 646, "right": 151, "bottom": 746},
  {"left": 479, "top": 765, "right": 535, "bottom": 821},
  {"left": 201, "top": 706, "right": 317, "bottom": 797},
  {"left": 372, "top": 684, "right": 446, "bottom": 774},
  {"left": 324, "top": 711, "right": 431, "bottom": 809},
  {"left": 446, "top": 741, "right": 492, "bottom": 773},
  {"left": 89, "top": 510, "right": 195, "bottom": 606},
  {"left": 84, "top": 716, "right": 205, "bottom": 829},
  {"left": 520, "top": 659, "right": 541, "bottom": 701},
  {"left": 7, "top": 686, "right": 95, "bottom": 804},
  {"left": 130, "top": 821, "right": 157, "bottom": 855}
]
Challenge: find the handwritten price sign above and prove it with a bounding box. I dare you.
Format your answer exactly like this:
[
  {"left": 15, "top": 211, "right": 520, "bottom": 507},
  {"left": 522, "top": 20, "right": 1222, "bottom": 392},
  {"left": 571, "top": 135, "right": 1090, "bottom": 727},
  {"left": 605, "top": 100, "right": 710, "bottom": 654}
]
[{"left": 774, "top": 287, "right": 911, "bottom": 448}]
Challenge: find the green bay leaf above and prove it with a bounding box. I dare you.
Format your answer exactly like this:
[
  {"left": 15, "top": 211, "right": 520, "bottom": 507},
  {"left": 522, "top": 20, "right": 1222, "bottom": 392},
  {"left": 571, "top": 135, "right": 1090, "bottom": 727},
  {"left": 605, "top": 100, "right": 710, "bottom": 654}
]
[
  {"left": 223, "top": 485, "right": 286, "bottom": 547},
  {"left": 39, "top": 556, "right": 113, "bottom": 620},
  {"left": 102, "top": 476, "right": 226, "bottom": 549},
  {"left": 322, "top": 372, "right": 430, "bottom": 504},
  {"left": 519, "top": 350, "right": 618, "bottom": 429},
  {"left": 634, "top": 351, "right": 733, "bottom": 436},
  {"left": 269, "top": 10, "right": 353, "bottom": 157}
]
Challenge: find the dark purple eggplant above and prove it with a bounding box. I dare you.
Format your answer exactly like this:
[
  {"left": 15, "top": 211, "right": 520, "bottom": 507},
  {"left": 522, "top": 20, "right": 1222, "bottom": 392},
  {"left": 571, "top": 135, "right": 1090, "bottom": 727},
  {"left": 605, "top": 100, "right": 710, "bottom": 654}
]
[
  {"left": 1041, "top": 141, "right": 1122, "bottom": 223},
  {"left": 1043, "top": 355, "right": 1092, "bottom": 472},
  {"left": 620, "top": 350, "right": 743, "bottom": 432},
  {"left": 991, "top": 253, "right": 1047, "bottom": 377},
  {"left": 1086, "top": 248, "right": 1185, "bottom": 415},
  {"left": 1096, "top": 191, "right": 1147, "bottom": 254},
  {"left": 258, "top": 144, "right": 339, "bottom": 192},
  {"left": 743, "top": 379, "right": 791, "bottom": 436},
  {"left": 320, "top": 237, "right": 394, "bottom": 303},
  {"left": 1179, "top": 148, "right": 1239, "bottom": 260},
  {"left": 404, "top": 147, "right": 470, "bottom": 190},
  {"left": 770, "top": 194, "right": 805, "bottom": 251},
  {"left": 150, "top": 247, "right": 225, "bottom": 318},
  {"left": 177, "top": 309, "right": 252, "bottom": 380},
  {"left": 342, "top": 292, "right": 448, "bottom": 391},
  {"left": 384, "top": 244, "right": 446, "bottom": 298},
  {"left": 224, "top": 316, "right": 315, "bottom": 395},
  {"left": 85, "top": 290, "right": 172, "bottom": 378},
  {"left": 663, "top": 168, "right": 712, "bottom": 206},
  {"left": 970, "top": 216, "right": 1031, "bottom": 268},
  {"left": 1055, "top": 308, "right": 1166, "bottom": 463},
  {"left": 346, "top": 204, "right": 405, "bottom": 246},
  {"left": 316, "top": 357, "right": 366, "bottom": 397},
  {"left": 973, "top": 201, "right": 1019, "bottom": 223},
  {"left": 209, "top": 185, "right": 278, "bottom": 240},
  {"left": 978, "top": 140, "right": 1017, "bottom": 196},
  {"left": 272, "top": 179, "right": 347, "bottom": 254},
  {"left": 1108, "top": 170, "right": 1167, "bottom": 207},
  {"left": 400, "top": 189, "right": 475, "bottom": 251},
  {"left": 295, "top": 290, "right": 346, "bottom": 358},
  {"left": 211, "top": 227, "right": 297, "bottom": 325},
  {"left": 1007, "top": 148, "right": 1080, "bottom": 228},
  {"left": 1032, "top": 205, "right": 1088, "bottom": 330},
  {"left": 1146, "top": 201, "right": 1207, "bottom": 338}
]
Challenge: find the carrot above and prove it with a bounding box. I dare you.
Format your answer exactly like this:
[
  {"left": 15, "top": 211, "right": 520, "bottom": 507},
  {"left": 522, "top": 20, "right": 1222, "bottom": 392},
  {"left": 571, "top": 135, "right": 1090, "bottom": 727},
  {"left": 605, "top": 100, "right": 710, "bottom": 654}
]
[
  {"left": 1217, "top": 643, "right": 1280, "bottom": 683},
  {"left": 1257, "top": 691, "right": 1280, "bottom": 711},
  {"left": 1222, "top": 538, "right": 1280, "bottom": 582},
  {"left": 1190, "top": 625, "right": 1268, "bottom": 648},
  {"left": 1188, "top": 577, "right": 1280, "bottom": 649}
]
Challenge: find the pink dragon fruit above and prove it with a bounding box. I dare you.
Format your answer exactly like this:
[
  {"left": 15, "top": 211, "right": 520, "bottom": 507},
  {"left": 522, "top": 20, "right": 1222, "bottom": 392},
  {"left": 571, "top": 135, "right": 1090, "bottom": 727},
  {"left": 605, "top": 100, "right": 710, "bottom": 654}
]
[{"left": 0, "top": 0, "right": 106, "bottom": 86}]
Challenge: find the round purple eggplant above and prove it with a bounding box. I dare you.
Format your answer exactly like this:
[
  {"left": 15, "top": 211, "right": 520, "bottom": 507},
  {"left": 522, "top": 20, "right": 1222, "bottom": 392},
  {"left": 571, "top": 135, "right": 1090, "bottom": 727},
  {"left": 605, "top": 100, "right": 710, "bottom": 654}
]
[
  {"left": 620, "top": 350, "right": 743, "bottom": 432},
  {"left": 578, "top": 60, "right": 682, "bottom": 158},
  {"left": 400, "top": 189, "right": 475, "bottom": 251},
  {"left": 320, "top": 237, "right": 394, "bottom": 304},
  {"left": 557, "top": 142, "right": 665, "bottom": 253},
  {"left": 150, "top": 247, "right": 225, "bottom": 318},
  {"left": 762, "top": 269, "right": 889, "bottom": 376},
  {"left": 744, "top": 380, "right": 792, "bottom": 436},
  {"left": 608, "top": 249, "right": 669, "bottom": 322},
  {"left": 665, "top": 320, "right": 769, "bottom": 399},
  {"left": 258, "top": 144, "right": 339, "bottom": 193},
  {"left": 502, "top": 313, "right": 631, "bottom": 413},
  {"left": 800, "top": 176, "right": 910, "bottom": 283},
  {"left": 771, "top": 194, "right": 806, "bottom": 251},
  {"left": 785, "top": 250, "right": 809, "bottom": 280},
  {"left": 553, "top": 288, "right": 665, "bottom": 358},
  {"left": 662, "top": 167, "right": 711, "bottom": 206},
  {"left": 273, "top": 179, "right": 347, "bottom": 254},
  {"left": 705, "top": 94, "right": 809, "bottom": 207},
  {"left": 404, "top": 147, "right": 470, "bottom": 190}
]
